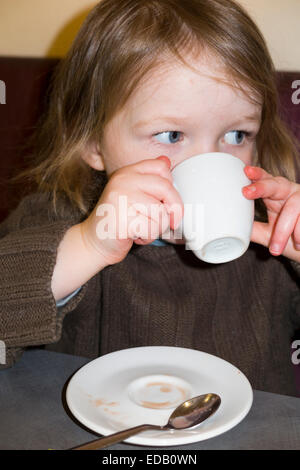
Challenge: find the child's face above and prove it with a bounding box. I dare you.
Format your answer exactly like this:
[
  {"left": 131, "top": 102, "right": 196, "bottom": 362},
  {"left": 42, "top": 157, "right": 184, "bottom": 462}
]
[{"left": 96, "top": 55, "right": 262, "bottom": 175}]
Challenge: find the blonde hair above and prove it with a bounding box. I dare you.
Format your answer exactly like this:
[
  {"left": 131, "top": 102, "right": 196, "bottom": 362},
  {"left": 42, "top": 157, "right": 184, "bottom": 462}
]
[{"left": 24, "top": 0, "right": 298, "bottom": 215}]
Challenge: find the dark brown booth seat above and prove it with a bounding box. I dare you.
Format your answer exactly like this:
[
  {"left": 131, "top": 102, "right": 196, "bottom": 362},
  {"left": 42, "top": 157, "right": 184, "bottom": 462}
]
[{"left": 0, "top": 57, "right": 59, "bottom": 223}]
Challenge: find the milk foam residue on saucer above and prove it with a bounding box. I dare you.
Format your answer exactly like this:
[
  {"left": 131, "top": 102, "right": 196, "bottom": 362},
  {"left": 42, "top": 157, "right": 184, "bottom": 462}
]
[{"left": 127, "top": 375, "right": 192, "bottom": 410}]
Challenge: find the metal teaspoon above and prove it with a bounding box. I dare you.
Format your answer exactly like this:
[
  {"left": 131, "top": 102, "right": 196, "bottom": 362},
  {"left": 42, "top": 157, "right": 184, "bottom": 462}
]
[{"left": 72, "top": 392, "right": 221, "bottom": 450}]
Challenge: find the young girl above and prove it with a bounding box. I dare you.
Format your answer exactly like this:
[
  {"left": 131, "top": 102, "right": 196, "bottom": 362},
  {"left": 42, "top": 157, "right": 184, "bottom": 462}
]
[{"left": 0, "top": 0, "right": 299, "bottom": 397}]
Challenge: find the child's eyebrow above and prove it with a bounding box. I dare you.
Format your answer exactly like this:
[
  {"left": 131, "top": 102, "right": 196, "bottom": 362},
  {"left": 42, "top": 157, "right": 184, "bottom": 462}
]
[
  {"left": 241, "top": 113, "right": 261, "bottom": 123},
  {"left": 228, "top": 112, "right": 262, "bottom": 128},
  {"left": 133, "top": 112, "right": 261, "bottom": 130},
  {"left": 133, "top": 116, "right": 186, "bottom": 129}
]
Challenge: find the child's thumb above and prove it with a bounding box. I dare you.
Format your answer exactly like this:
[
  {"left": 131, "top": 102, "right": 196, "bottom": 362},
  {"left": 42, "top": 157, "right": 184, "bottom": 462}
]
[{"left": 156, "top": 155, "right": 171, "bottom": 168}]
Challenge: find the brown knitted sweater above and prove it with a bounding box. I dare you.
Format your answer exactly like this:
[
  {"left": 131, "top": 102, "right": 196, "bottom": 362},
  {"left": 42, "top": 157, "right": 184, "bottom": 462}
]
[{"left": 0, "top": 172, "right": 299, "bottom": 396}]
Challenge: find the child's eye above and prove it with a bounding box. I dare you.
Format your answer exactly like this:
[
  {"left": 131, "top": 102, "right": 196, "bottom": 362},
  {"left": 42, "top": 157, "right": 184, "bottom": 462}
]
[
  {"left": 154, "top": 131, "right": 183, "bottom": 144},
  {"left": 224, "top": 130, "right": 248, "bottom": 146}
]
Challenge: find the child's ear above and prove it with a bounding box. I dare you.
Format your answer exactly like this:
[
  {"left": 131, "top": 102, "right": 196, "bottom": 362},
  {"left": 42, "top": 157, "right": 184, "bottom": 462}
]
[{"left": 81, "top": 141, "right": 105, "bottom": 171}]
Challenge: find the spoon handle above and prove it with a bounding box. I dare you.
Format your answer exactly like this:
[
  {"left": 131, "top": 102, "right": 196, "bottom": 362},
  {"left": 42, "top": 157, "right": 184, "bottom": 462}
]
[{"left": 72, "top": 423, "right": 163, "bottom": 450}]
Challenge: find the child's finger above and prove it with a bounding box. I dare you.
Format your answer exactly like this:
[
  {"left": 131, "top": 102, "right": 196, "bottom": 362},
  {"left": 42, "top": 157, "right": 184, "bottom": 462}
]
[
  {"left": 293, "top": 215, "right": 300, "bottom": 250},
  {"left": 117, "top": 173, "right": 183, "bottom": 231},
  {"left": 129, "top": 157, "right": 173, "bottom": 182},
  {"left": 244, "top": 165, "right": 272, "bottom": 182},
  {"left": 128, "top": 210, "right": 170, "bottom": 242},
  {"left": 250, "top": 220, "right": 272, "bottom": 248},
  {"left": 156, "top": 155, "right": 171, "bottom": 167},
  {"left": 268, "top": 193, "right": 300, "bottom": 255},
  {"left": 133, "top": 172, "right": 180, "bottom": 202},
  {"left": 243, "top": 175, "right": 293, "bottom": 201},
  {"left": 128, "top": 212, "right": 156, "bottom": 241}
]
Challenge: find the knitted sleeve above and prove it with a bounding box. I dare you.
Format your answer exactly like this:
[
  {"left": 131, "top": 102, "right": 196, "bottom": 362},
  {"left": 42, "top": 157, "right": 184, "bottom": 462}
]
[{"left": 0, "top": 192, "right": 88, "bottom": 368}]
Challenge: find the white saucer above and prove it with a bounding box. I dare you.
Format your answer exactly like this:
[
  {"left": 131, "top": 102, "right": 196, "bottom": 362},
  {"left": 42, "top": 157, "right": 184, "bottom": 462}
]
[{"left": 66, "top": 346, "right": 253, "bottom": 447}]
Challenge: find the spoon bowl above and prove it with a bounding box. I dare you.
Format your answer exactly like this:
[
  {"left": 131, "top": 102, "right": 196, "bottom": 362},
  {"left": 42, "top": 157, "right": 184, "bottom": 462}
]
[
  {"left": 169, "top": 393, "right": 221, "bottom": 429},
  {"left": 72, "top": 393, "right": 221, "bottom": 450}
]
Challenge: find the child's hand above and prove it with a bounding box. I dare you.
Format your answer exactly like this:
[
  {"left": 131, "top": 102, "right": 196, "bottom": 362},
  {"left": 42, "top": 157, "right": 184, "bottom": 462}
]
[
  {"left": 243, "top": 166, "right": 300, "bottom": 263},
  {"left": 80, "top": 156, "right": 183, "bottom": 265}
]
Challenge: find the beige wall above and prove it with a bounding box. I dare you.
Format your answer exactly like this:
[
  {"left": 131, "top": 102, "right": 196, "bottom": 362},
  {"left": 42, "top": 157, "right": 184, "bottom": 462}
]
[
  {"left": 0, "top": 0, "right": 299, "bottom": 70},
  {"left": 238, "top": 0, "right": 300, "bottom": 70}
]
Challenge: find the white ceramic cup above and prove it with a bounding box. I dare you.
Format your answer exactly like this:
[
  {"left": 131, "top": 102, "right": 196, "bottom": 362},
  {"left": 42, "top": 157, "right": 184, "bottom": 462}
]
[{"left": 171, "top": 152, "right": 254, "bottom": 263}]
